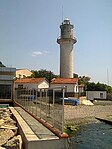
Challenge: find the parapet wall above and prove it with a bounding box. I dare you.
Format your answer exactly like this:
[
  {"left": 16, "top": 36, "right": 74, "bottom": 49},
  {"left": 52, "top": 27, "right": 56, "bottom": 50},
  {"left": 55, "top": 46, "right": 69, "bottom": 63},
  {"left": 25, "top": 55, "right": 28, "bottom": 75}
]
[{"left": 10, "top": 107, "right": 69, "bottom": 149}]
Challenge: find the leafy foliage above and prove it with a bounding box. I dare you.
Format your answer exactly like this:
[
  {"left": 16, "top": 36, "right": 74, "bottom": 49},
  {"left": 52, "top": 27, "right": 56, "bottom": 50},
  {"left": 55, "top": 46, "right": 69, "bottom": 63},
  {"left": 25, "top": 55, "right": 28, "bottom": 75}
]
[
  {"left": 73, "top": 73, "right": 78, "bottom": 78},
  {"left": 29, "top": 69, "right": 58, "bottom": 83},
  {"left": 29, "top": 70, "right": 112, "bottom": 93},
  {"left": 78, "top": 76, "right": 91, "bottom": 85},
  {"left": 86, "top": 82, "right": 112, "bottom": 93},
  {"left": 73, "top": 74, "right": 112, "bottom": 93}
]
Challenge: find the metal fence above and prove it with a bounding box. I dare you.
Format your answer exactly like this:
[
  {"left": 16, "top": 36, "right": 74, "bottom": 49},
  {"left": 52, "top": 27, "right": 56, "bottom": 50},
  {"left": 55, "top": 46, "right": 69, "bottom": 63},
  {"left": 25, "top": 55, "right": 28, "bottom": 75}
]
[{"left": 14, "top": 87, "right": 65, "bottom": 133}]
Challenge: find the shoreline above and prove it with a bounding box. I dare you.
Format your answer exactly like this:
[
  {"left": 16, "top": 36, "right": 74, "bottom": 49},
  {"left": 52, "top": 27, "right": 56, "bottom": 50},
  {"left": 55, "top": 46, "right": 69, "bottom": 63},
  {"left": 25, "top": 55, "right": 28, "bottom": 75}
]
[
  {"left": 64, "top": 104, "right": 112, "bottom": 126},
  {"left": 65, "top": 116, "right": 99, "bottom": 126}
]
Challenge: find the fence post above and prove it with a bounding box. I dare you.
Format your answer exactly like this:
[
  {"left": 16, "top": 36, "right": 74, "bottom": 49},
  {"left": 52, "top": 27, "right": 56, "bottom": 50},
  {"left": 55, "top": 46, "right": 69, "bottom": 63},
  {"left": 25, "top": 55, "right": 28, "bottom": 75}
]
[
  {"left": 26, "top": 89, "right": 28, "bottom": 110},
  {"left": 40, "top": 89, "right": 42, "bottom": 118},
  {"left": 28, "top": 89, "right": 30, "bottom": 111},
  {"left": 45, "top": 89, "right": 48, "bottom": 121},
  {"left": 15, "top": 89, "right": 17, "bottom": 102},
  {"left": 24, "top": 89, "right": 26, "bottom": 109},
  {"left": 62, "top": 87, "right": 65, "bottom": 133},
  {"left": 52, "top": 89, "right": 55, "bottom": 127},
  {"left": 35, "top": 89, "right": 38, "bottom": 116},
  {"left": 29, "top": 89, "right": 31, "bottom": 112},
  {"left": 31, "top": 89, "right": 34, "bottom": 113}
]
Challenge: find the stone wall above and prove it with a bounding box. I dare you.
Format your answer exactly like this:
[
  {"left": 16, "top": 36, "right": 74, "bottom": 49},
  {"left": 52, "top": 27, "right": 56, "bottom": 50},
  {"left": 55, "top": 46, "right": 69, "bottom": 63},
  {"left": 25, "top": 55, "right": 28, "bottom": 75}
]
[{"left": 0, "top": 108, "right": 22, "bottom": 148}]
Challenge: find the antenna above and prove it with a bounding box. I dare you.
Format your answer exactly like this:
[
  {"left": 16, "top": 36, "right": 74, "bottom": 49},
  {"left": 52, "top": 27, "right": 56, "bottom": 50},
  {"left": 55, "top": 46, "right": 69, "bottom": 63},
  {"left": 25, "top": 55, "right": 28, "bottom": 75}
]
[
  {"left": 107, "top": 68, "right": 109, "bottom": 85},
  {"left": 62, "top": 5, "right": 63, "bottom": 21}
]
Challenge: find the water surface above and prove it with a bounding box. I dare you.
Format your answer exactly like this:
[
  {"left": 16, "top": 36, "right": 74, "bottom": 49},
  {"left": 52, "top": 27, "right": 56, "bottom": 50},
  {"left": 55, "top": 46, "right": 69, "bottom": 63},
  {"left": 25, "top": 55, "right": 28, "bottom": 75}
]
[{"left": 70, "top": 122, "right": 112, "bottom": 149}]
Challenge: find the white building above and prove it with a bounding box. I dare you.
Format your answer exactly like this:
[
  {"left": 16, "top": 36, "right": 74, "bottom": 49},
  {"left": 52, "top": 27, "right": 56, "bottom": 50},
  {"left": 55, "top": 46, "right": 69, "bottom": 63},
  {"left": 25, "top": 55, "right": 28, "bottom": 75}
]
[
  {"left": 86, "top": 91, "right": 107, "bottom": 101},
  {"left": 0, "top": 67, "right": 16, "bottom": 99},
  {"left": 16, "top": 69, "right": 32, "bottom": 79},
  {"left": 57, "top": 18, "right": 77, "bottom": 78},
  {"left": 51, "top": 78, "right": 79, "bottom": 97},
  {"left": 15, "top": 78, "right": 49, "bottom": 90}
]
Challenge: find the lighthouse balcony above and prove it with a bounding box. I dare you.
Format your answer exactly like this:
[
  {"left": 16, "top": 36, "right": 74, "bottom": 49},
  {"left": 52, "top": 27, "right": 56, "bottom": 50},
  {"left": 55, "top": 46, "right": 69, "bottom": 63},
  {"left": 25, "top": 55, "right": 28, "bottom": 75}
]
[{"left": 57, "top": 36, "right": 77, "bottom": 44}]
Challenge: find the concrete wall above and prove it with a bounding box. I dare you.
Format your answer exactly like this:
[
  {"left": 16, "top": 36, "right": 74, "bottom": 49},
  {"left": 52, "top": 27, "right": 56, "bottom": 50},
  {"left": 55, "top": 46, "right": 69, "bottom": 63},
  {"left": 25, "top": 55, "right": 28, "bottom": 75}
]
[
  {"left": 27, "top": 139, "right": 68, "bottom": 149},
  {"left": 10, "top": 107, "right": 69, "bottom": 149},
  {"left": 60, "top": 40, "right": 74, "bottom": 78},
  {"left": 86, "top": 91, "right": 107, "bottom": 100}
]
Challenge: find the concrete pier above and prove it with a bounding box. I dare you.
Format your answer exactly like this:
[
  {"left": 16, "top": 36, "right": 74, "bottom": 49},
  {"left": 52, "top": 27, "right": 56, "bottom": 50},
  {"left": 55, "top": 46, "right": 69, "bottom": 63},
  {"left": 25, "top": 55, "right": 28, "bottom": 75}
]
[
  {"left": 96, "top": 115, "right": 112, "bottom": 125},
  {"left": 10, "top": 107, "right": 68, "bottom": 149}
]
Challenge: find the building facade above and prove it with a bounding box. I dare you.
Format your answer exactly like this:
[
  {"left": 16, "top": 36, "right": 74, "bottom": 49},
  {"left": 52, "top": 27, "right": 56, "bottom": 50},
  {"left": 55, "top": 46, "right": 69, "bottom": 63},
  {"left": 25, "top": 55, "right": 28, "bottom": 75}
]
[
  {"left": 0, "top": 67, "right": 16, "bottom": 99},
  {"left": 15, "top": 78, "right": 49, "bottom": 90},
  {"left": 16, "top": 69, "right": 32, "bottom": 79},
  {"left": 86, "top": 91, "right": 107, "bottom": 101},
  {"left": 51, "top": 78, "right": 79, "bottom": 97}
]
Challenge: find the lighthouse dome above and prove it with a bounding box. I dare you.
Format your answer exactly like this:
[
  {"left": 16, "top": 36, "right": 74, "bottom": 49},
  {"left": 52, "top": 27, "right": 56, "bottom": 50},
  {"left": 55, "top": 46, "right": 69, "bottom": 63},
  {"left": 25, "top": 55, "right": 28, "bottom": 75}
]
[{"left": 62, "top": 17, "right": 70, "bottom": 25}]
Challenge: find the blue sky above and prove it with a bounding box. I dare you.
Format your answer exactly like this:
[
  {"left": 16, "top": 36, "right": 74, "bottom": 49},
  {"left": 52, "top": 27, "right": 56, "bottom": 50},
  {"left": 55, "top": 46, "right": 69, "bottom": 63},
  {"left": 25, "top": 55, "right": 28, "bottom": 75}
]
[{"left": 0, "top": 0, "right": 112, "bottom": 85}]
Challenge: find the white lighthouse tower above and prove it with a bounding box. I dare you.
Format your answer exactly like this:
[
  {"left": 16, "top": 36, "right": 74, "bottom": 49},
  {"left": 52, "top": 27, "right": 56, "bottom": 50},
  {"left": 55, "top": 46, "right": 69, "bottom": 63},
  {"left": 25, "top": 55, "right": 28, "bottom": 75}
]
[{"left": 57, "top": 18, "right": 77, "bottom": 78}]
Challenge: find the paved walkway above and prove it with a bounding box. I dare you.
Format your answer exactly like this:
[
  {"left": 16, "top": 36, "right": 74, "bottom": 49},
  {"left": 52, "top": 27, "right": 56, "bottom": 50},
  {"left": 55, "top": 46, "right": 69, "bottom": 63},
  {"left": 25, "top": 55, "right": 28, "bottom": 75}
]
[
  {"left": 14, "top": 107, "right": 58, "bottom": 140},
  {"left": 9, "top": 107, "right": 68, "bottom": 149}
]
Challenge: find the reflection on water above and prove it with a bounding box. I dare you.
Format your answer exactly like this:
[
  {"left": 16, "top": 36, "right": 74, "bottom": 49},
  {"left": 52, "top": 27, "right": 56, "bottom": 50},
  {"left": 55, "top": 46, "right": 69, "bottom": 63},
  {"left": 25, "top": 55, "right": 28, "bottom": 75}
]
[{"left": 70, "top": 122, "right": 112, "bottom": 149}]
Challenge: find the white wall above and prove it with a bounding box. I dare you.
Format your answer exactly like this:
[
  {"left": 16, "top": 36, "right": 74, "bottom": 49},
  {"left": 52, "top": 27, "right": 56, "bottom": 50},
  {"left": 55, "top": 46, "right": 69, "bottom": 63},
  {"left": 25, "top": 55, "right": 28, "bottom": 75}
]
[
  {"left": 74, "top": 84, "right": 79, "bottom": 93},
  {"left": 51, "top": 83, "right": 78, "bottom": 93},
  {"left": 38, "top": 80, "right": 49, "bottom": 88},
  {"left": 16, "top": 69, "right": 32, "bottom": 78},
  {"left": 15, "top": 80, "right": 49, "bottom": 90},
  {"left": 60, "top": 41, "right": 74, "bottom": 78},
  {"left": 86, "top": 91, "right": 107, "bottom": 100}
]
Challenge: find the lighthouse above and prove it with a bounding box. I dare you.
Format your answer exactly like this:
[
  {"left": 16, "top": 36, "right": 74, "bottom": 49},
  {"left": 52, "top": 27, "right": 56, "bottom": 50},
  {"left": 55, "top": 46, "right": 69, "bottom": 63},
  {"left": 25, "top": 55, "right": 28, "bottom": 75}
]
[{"left": 57, "top": 18, "right": 77, "bottom": 78}]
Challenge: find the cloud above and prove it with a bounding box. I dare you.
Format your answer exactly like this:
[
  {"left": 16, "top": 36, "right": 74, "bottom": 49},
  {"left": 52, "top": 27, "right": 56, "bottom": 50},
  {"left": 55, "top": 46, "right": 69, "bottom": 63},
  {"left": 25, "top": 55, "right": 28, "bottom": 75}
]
[
  {"left": 31, "top": 50, "right": 49, "bottom": 57},
  {"left": 44, "top": 50, "right": 49, "bottom": 54},
  {"left": 32, "top": 51, "right": 43, "bottom": 57}
]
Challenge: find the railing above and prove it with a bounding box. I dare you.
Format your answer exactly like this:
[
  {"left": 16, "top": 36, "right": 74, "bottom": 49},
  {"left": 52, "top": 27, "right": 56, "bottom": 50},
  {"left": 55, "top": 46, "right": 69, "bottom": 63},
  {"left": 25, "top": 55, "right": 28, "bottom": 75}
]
[{"left": 14, "top": 86, "right": 65, "bottom": 133}]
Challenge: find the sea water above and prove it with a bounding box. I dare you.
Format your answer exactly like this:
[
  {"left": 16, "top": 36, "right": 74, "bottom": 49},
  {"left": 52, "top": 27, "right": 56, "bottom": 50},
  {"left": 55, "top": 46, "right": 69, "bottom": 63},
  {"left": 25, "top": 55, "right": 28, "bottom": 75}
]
[{"left": 70, "top": 122, "right": 112, "bottom": 149}]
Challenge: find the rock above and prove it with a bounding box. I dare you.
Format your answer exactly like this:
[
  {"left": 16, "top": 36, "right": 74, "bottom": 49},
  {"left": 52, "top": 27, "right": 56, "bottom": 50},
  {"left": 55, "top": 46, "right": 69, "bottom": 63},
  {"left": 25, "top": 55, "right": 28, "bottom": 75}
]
[
  {"left": 6, "top": 118, "right": 16, "bottom": 125},
  {"left": 3, "top": 135, "right": 22, "bottom": 149},
  {"left": 0, "top": 129, "right": 15, "bottom": 146},
  {"left": 0, "top": 125, "right": 18, "bottom": 130},
  {"left": 0, "top": 119, "right": 4, "bottom": 126},
  {"left": 0, "top": 147, "right": 6, "bottom": 149},
  {"left": 0, "top": 109, "right": 11, "bottom": 120},
  {"left": 0, "top": 108, "right": 22, "bottom": 148},
  {"left": 0, "top": 136, "right": 8, "bottom": 147}
]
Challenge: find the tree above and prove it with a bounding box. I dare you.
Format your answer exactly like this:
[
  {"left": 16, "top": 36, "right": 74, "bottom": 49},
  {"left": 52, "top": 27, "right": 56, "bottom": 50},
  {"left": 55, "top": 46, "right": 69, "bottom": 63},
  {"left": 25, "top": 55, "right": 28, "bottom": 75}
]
[
  {"left": 78, "top": 76, "right": 91, "bottom": 85},
  {"left": 73, "top": 73, "right": 78, "bottom": 78},
  {"left": 86, "top": 82, "right": 112, "bottom": 93},
  {"left": 29, "top": 69, "right": 58, "bottom": 83},
  {"left": 86, "top": 82, "right": 96, "bottom": 91},
  {"left": 106, "top": 85, "right": 112, "bottom": 93}
]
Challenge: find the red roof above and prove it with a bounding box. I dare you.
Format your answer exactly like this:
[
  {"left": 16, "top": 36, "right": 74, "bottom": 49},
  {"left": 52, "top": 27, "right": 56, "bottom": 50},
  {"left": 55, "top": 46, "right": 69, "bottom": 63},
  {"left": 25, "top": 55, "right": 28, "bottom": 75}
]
[
  {"left": 15, "top": 78, "right": 46, "bottom": 84},
  {"left": 51, "top": 78, "right": 78, "bottom": 84}
]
